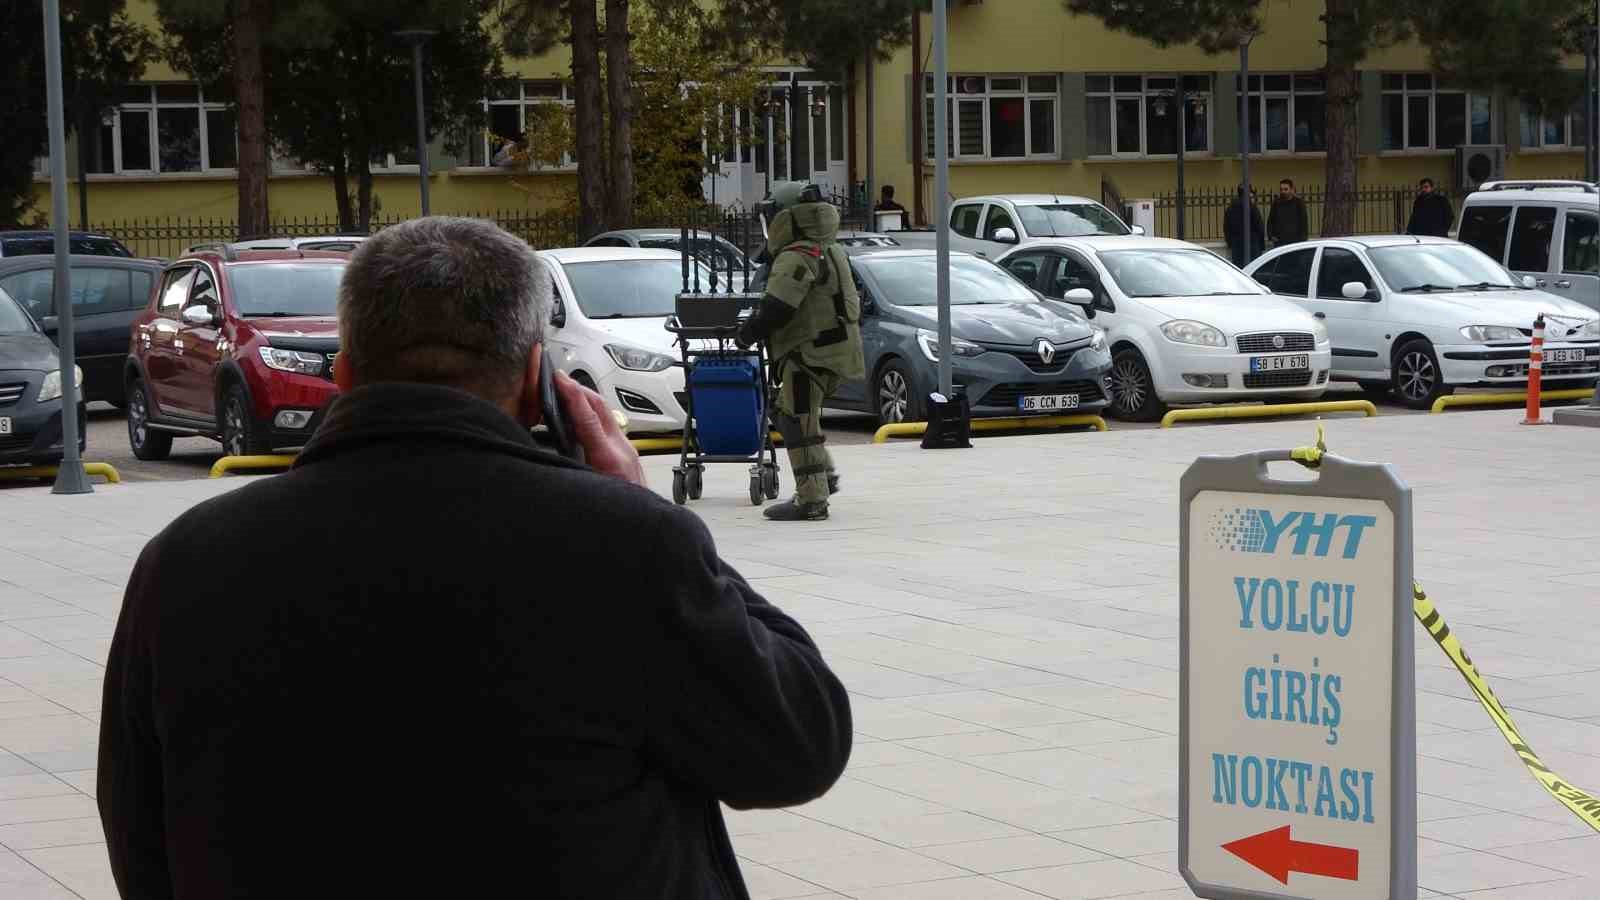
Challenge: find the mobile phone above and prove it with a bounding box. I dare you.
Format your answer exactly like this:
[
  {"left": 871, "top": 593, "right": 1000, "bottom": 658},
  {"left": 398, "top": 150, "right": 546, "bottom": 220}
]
[{"left": 538, "top": 356, "right": 585, "bottom": 464}]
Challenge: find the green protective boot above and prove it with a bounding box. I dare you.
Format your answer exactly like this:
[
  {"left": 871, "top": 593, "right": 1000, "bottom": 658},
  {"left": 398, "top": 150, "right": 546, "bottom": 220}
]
[{"left": 764, "top": 497, "right": 830, "bottom": 521}]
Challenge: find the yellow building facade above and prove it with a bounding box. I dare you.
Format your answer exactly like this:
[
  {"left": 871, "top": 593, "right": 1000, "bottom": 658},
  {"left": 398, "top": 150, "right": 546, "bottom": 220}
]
[{"left": 29, "top": 0, "right": 1592, "bottom": 233}]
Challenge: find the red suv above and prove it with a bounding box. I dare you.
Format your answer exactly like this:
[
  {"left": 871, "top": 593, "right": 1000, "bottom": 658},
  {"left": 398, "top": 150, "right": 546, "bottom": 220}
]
[{"left": 125, "top": 245, "right": 346, "bottom": 459}]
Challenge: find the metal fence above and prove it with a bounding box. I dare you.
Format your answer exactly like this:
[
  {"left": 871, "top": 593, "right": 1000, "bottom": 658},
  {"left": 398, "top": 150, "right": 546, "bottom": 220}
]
[{"left": 1150, "top": 184, "right": 1467, "bottom": 243}]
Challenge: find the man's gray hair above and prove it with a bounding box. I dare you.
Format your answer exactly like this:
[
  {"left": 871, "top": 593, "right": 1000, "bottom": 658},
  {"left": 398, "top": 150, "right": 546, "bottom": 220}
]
[{"left": 339, "top": 217, "right": 548, "bottom": 395}]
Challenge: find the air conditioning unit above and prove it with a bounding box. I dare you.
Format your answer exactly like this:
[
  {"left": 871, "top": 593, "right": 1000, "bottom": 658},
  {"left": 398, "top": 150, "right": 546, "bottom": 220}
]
[{"left": 1456, "top": 145, "right": 1506, "bottom": 192}]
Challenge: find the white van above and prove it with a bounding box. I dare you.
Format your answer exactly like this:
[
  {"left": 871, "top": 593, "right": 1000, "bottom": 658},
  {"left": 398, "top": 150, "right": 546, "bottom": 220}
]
[{"left": 1455, "top": 181, "right": 1599, "bottom": 311}]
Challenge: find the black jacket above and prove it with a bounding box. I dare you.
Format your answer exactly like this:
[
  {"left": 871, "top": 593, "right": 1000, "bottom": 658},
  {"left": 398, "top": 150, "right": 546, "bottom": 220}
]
[
  {"left": 98, "top": 383, "right": 852, "bottom": 900},
  {"left": 1224, "top": 200, "right": 1267, "bottom": 266},
  {"left": 1407, "top": 192, "right": 1454, "bottom": 237},
  {"left": 1267, "top": 196, "right": 1309, "bottom": 246}
]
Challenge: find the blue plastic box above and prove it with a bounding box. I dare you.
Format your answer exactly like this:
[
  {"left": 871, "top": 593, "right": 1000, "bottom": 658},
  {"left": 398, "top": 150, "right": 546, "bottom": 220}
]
[{"left": 688, "top": 356, "right": 765, "bottom": 457}]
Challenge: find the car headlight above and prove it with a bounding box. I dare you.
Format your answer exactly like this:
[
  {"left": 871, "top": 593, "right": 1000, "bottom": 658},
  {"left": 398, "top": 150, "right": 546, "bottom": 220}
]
[
  {"left": 35, "top": 366, "right": 84, "bottom": 403},
  {"left": 1311, "top": 319, "right": 1329, "bottom": 346},
  {"left": 916, "top": 328, "right": 986, "bottom": 362},
  {"left": 258, "top": 347, "right": 327, "bottom": 375},
  {"left": 1090, "top": 328, "right": 1107, "bottom": 351},
  {"left": 1459, "top": 325, "right": 1525, "bottom": 343},
  {"left": 1160, "top": 319, "right": 1227, "bottom": 348},
  {"left": 604, "top": 344, "right": 676, "bottom": 373}
]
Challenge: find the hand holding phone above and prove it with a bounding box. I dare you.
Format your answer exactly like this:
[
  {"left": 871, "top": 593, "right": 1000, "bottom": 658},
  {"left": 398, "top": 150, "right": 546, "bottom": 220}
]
[
  {"left": 538, "top": 357, "right": 583, "bottom": 463},
  {"left": 547, "top": 368, "right": 647, "bottom": 487}
]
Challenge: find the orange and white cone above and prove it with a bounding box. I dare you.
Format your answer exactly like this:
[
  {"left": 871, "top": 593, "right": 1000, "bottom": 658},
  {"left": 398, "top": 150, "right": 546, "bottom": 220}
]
[{"left": 1522, "top": 314, "right": 1545, "bottom": 425}]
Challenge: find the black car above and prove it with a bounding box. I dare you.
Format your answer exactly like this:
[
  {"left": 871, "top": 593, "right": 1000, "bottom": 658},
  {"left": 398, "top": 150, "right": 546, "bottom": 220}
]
[
  {"left": 0, "top": 256, "right": 161, "bottom": 405},
  {"left": 0, "top": 230, "right": 133, "bottom": 258},
  {"left": 0, "top": 284, "right": 85, "bottom": 466}
]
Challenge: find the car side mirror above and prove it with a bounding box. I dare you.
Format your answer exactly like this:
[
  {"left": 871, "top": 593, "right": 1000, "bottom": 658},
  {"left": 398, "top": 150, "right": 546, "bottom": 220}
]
[
  {"left": 551, "top": 299, "right": 567, "bottom": 328},
  {"left": 1063, "top": 287, "right": 1097, "bottom": 317},
  {"left": 1522, "top": 275, "right": 1537, "bottom": 289},
  {"left": 861, "top": 295, "right": 877, "bottom": 316},
  {"left": 1130, "top": 225, "right": 1147, "bottom": 236},
  {"left": 39, "top": 315, "right": 58, "bottom": 333},
  {"left": 1341, "top": 281, "right": 1371, "bottom": 300},
  {"left": 993, "top": 227, "right": 1018, "bottom": 244},
  {"left": 181, "top": 304, "right": 217, "bottom": 326}
]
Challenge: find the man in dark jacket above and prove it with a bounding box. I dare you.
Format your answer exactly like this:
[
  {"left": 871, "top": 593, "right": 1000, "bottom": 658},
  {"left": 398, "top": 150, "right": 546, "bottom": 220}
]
[
  {"left": 1267, "top": 178, "right": 1309, "bottom": 247},
  {"left": 1224, "top": 186, "right": 1267, "bottom": 267},
  {"left": 97, "top": 217, "right": 853, "bottom": 899},
  {"left": 1406, "top": 177, "right": 1454, "bottom": 237}
]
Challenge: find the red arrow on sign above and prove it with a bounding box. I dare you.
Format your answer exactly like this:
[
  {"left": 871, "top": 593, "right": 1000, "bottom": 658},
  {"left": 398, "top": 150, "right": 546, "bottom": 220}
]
[{"left": 1222, "top": 826, "right": 1360, "bottom": 884}]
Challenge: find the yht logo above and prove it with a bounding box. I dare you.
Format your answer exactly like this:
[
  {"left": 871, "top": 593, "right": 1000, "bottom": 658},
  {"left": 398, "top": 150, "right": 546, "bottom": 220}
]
[{"left": 1211, "top": 508, "right": 1377, "bottom": 559}]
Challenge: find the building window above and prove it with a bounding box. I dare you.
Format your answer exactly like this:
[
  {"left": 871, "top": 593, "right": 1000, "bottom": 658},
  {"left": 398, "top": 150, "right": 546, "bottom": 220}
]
[
  {"left": 923, "top": 74, "right": 1059, "bottom": 161},
  {"left": 466, "top": 80, "right": 575, "bottom": 170},
  {"left": 1520, "top": 98, "right": 1588, "bottom": 149},
  {"left": 1086, "top": 75, "right": 1211, "bottom": 158},
  {"left": 1239, "top": 73, "right": 1325, "bottom": 153},
  {"left": 88, "top": 84, "right": 236, "bottom": 175},
  {"left": 1380, "top": 74, "right": 1493, "bottom": 151}
]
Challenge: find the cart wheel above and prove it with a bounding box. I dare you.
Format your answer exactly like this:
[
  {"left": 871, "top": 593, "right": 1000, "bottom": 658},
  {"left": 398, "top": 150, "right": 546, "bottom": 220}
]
[
  {"left": 762, "top": 466, "right": 780, "bottom": 500},
  {"left": 672, "top": 470, "right": 688, "bottom": 505},
  {"left": 748, "top": 474, "right": 764, "bottom": 506},
  {"left": 686, "top": 467, "right": 704, "bottom": 500}
]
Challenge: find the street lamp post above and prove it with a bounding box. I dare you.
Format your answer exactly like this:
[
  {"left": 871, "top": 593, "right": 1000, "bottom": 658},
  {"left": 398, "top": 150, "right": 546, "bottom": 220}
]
[
  {"left": 933, "top": 0, "right": 952, "bottom": 398},
  {"left": 1238, "top": 33, "right": 1256, "bottom": 264},
  {"left": 395, "top": 29, "right": 437, "bottom": 217}
]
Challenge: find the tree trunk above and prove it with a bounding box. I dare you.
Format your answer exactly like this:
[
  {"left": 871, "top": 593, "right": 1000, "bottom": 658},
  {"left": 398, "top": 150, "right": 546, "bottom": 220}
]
[
  {"left": 356, "top": 157, "right": 374, "bottom": 233},
  {"left": 332, "top": 155, "right": 353, "bottom": 233},
  {"left": 1321, "top": 0, "right": 1360, "bottom": 237},
  {"left": 232, "top": 0, "right": 271, "bottom": 240},
  {"left": 570, "top": 0, "right": 607, "bottom": 241},
  {"left": 76, "top": 106, "right": 91, "bottom": 231},
  {"left": 604, "top": 0, "right": 634, "bottom": 228}
]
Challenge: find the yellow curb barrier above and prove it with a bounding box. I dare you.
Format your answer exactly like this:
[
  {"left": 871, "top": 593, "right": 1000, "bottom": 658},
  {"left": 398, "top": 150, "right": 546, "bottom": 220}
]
[
  {"left": 872, "top": 414, "right": 1108, "bottom": 444},
  {"left": 1430, "top": 387, "right": 1594, "bottom": 414},
  {"left": 0, "top": 462, "right": 121, "bottom": 484},
  {"left": 209, "top": 455, "right": 298, "bottom": 478},
  {"left": 630, "top": 432, "right": 784, "bottom": 454},
  {"left": 1159, "top": 399, "right": 1378, "bottom": 429}
]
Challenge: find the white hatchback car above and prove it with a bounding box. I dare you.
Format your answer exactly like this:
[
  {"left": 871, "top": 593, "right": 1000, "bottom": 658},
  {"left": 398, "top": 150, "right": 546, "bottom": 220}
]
[
  {"left": 995, "top": 236, "right": 1331, "bottom": 420},
  {"left": 1244, "top": 236, "right": 1600, "bottom": 408},
  {"left": 537, "top": 247, "right": 711, "bottom": 434}
]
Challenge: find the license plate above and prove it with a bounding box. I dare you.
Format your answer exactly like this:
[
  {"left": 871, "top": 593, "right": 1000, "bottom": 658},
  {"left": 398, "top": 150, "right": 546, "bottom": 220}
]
[
  {"left": 1249, "top": 354, "right": 1311, "bottom": 373},
  {"left": 1547, "top": 348, "right": 1587, "bottom": 364},
  {"left": 0, "top": 417, "right": 9, "bottom": 435},
  {"left": 1019, "top": 393, "right": 1079, "bottom": 412}
]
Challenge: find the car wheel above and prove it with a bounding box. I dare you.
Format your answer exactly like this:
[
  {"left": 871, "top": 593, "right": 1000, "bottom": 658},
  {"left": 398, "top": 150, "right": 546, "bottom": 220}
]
[
  {"left": 875, "top": 359, "right": 924, "bottom": 426},
  {"left": 1108, "top": 349, "right": 1167, "bottom": 422},
  {"left": 221, "top": 384, "right": 271, "bottom": 457},
  {"left": 1391, "top": 340, "right": 1452, "bottom": 410},
  {"left": 126, "top": 379, "right": 172, "bottom": 461}
]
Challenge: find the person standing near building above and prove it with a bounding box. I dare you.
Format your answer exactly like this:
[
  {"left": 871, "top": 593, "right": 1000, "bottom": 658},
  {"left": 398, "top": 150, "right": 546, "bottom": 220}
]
[
  {"left": 874, "top": 185, "right": 907, "bottom": 215},
  {"left": 739, "top": 181, "right": 865, "bottom": 522},
  {"left": 1267, "top": 178, "right": 1309, "bottom": 247},
  {"left": 1224, "top": 186, "right": 1267, "bottom": 267},
  {"left": 1406, "top": 178, "right": 1455, "bottom": 237}
]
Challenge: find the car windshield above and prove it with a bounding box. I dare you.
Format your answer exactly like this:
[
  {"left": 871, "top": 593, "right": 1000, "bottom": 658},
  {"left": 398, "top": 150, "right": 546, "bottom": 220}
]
[
  {"left": 1098, "top": 249, "right": 1266, "bottom": 298},
  {"left": 1368, "top": 244, "right": 1523, "bottom": 292},
  {"left": 228, "top": 263, "right": 346, "bottom": 316},
  {"left": 863, "top": 255, "right": 1036, "bottom": 306},
  {"left": 0, "top": 287, "right": 35, "bottom": 333},
  {"left": 564, "top": 259, "right": 712, "bottom": 318},
  {"left": 1, "top": 235, "right": 132, "bottom": 257},
  {"left": 1015, "top": 203, "right": 1131, "bottom": 237}
]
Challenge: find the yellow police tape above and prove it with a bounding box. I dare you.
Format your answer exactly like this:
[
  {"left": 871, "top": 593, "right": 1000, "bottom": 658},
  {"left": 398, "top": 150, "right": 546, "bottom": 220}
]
[{"left": 1413, "top": 583, "right": 1600, "bottom": 832}]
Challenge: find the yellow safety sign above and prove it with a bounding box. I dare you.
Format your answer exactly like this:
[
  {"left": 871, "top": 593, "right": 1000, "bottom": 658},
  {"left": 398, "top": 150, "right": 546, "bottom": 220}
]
[{"left": 1413, "top": 584, "right": 1600, "bottom": 833}]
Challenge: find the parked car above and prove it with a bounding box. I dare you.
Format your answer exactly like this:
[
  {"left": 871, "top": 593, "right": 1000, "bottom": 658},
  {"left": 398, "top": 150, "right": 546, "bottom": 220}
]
[
  {"left": 125, "top": 246, "right": 347, "bottom": 459},
  {"left": 584, "top": 228, "right": 751, "bottom": 290},
  {"left": 539, "top": 247, "right": 718, "bottom": 434},
  {"left": 835, "top": 231, "right": 901, "bottom": 248},
  {"left": 228, "top": 235, "right": 370, "bottom": 253},
  {"left": 1455, "top": 180, "right": 1598, "bottom": 311},
  {"left": 0, "top": 230, "right": 133, "bottom": 258},
  {"left": 1244, "top": 236, "right": 1600, "bottom": 409},
  {"left": 0, "top": 255, "right": 162, "bottom": 405},
  {"left": 835, "top": 248, "right": 1112, "bottom": 425},
  {"left": 0, "top": 284, "right": 84, "bottom": 465},
  {"left": 995, "top": 237, "right": 1332, "bottom": 421},
  {"left": 888, "top": 194, "right": 1136, "bottom": 259}
]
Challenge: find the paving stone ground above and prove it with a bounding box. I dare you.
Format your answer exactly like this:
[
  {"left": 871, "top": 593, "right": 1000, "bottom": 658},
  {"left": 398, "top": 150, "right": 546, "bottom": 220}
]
[{"left": 0, "top": 410, "right": 1596, "bottom": 899}]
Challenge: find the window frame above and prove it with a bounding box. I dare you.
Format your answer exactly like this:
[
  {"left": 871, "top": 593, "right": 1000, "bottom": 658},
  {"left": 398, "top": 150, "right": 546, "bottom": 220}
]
[
  {"left": 463, "top": 80, "right": 577, "bottom": 172},
  {"left": 923, "top": 73, "right": 1061, "bottom": 162},
  {"left": 1239, "top": 73, "right": 1326, "bottom": 155},
  {"left": 1519, "top": 98, "right": 1588, "bottom": 150},
  {"left": 1085, "top": 74, "right": 1213, "bottom": 159},
  {"left": 1562, "top": 210, "right": 1598, "bottom": 276},
  {"left": 1379, "top": 73, "right": 1494, "bottom": 152},
  {"left": 1314, "top": 247, "right": 1380, "bottom": 301},
  {"left": 96, "top": 84, "right": 237, "bottom": 176}
]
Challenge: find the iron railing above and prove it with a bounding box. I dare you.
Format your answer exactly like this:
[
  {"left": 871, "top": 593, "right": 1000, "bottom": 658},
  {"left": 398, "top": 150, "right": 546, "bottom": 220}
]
[{"left": 1151, "top": 184, "right": 1469, "bottom": 243}]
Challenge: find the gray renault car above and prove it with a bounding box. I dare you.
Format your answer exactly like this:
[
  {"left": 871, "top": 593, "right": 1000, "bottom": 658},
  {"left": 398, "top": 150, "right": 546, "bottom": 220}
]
[{"left": 831, "top": 248, "right": 1112, "bottom": 425}]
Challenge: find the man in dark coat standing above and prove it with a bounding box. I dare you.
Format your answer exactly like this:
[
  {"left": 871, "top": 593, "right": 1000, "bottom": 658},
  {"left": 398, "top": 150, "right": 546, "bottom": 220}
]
[
  {"left": 1224, "top": 186, "right": 1267, "bottom": 267},
  {"left": 1267, "top": 178, "right": 1309, "bottom": 247},
  {"left": 97, "top": 217, "right": 853, "bottom": 900},
  {"left": 1406, "top": 177, "right": 1455, "bottom": 237}
]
